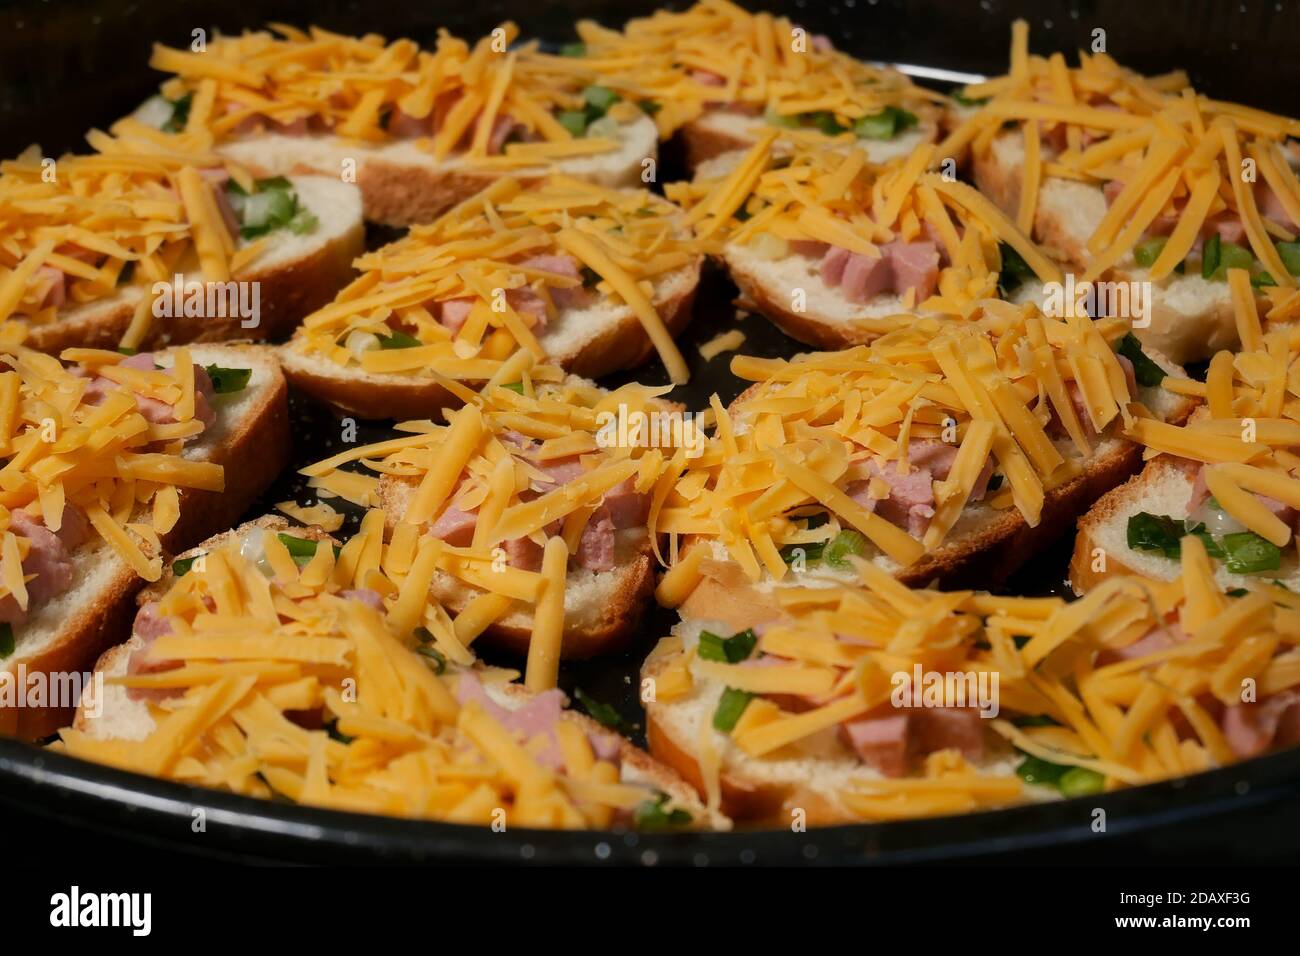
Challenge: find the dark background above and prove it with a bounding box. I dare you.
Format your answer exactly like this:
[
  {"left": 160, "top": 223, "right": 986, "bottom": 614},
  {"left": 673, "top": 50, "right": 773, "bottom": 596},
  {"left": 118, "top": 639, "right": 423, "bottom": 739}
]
[
  {"left": 3, "top": 0, "right": 1300, "bottom": 156},
  {"left": 1, "top": 0, "right": 1299, "bottom": 864}
]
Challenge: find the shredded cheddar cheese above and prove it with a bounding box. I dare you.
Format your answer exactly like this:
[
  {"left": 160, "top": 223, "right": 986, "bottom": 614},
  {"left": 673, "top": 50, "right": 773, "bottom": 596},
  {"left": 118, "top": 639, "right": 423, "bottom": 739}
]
[
  {"left": 286, "top": 175, "right": 698, "bottom": 385},
  {"left": 56, "top": 515, "right": 699, "bottom": 829}
]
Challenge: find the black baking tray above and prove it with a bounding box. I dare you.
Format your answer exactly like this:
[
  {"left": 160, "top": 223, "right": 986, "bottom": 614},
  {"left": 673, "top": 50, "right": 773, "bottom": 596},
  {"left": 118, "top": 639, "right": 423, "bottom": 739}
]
[{"left": 1, "top": 0, "right": 1299, "bottom": 864}]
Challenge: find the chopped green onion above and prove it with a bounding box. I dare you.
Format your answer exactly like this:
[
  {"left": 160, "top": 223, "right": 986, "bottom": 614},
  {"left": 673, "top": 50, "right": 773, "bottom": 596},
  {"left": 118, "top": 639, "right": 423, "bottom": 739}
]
[
  {"left": 852, "top": 105, "right": 917, "bottom": 140},
  {"left": 376, "top": 330, "right": 422, "bottom": 349},
  {"left": 162, "top": 92, "right": 193, "bottom": 133},
  {"left": 697, "top": 628, "right": 757, "bottom": 663},
  {"left": 1015, "top": 755, "right": 1069, "bottom": 787},
  {"left": 779, "top": 541, "right": 825, "bottom": 564},
  {"left": 560, "top": 42, "right": 586, "bottom": 57},
  {"left": 804, "top": 110, "right": 847, "bottom": 136},
  {"left": 1126, "top": 512, "right": 1184, "bottom": 559},
  {"left": 823, "top": 529, "right": 868, "bottom": 569},
  {"left": 633, "top": 792, "right": 692, "bottom": 830},
  {"left": 416, "top": 645, "right": 446, "bottom": 674},
  {"left": 573, "top": 687, "right": 626, "bottom": 730},
  {"left": 277, "top": 533, "right": 321, "bottom": 565},
  {"left": 582, "top": 85, "right": 620, "bottom": 115},
  {"left": 763, "top": 105, "right": 799, "bottom": 129},
  {"left": 1133, "top": 237, "right": 1168, "bottom": 268},
  {"left": 1117, "top": 333, "right": 1166, "bottom": 387},
  {"left": 172, "top": 554, "right": 202, "bottom": 576},
  {"left": 500, "top": 381, "right": 525, "bottom": 394},
  {"left": 1253, "top": 271, "right": 1278, "bottom": 288},
  {"left": 203, "top": 364, "right": 252, "bottom": 394},
  {"left": 951, "top": 89, "right": 990, "bottom": 107},
  {"left": 1277, "top": 241, "right": 1300, "bottom": 277},
  {"left": 997, "top": 241, "right": 1036, "bottom": 296},
  {"left": 0, "top": 622, "right": 13, "bottom": 659},
  {"left": 712, "top": 687, "right": 753, "bottom": 732},
  {"left": 557, "top": 110, "right": 588, "bottom": 137},
  {"left": 638, "top": 99, "right": 661, "bottom": 116},
  {"left": 1220, "top": 531, "right": 1281, "bottom": 574},
  {"left": 326, "top": 721, "right": 355, "bottom": 744},
  {"left": 1058, "top": 766, "right": 1106, "bottom": 797},
  {"left": 1201, "top": 232, "right": 1221, "bottom": 279}
]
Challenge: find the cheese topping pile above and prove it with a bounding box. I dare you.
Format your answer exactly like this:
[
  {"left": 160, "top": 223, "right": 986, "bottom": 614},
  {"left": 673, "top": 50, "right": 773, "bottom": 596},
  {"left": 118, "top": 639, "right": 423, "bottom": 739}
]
[
  {"left": 0, "top": 139, "right": 256, "bottom": 340},
  {"left": 56, "top": 516, "right": 682, "bottom": 828},
  {"left": 665, "top": 134, "right": 1061, "bottom": 314},
  {"left": 290, "top": 175, "right": 698, "bottom": 384},
  {"left": 947, "top": 21, "right": 1300, "bottom": 288},
  {"left": 300, "top": 362, "right": 684, "bottom": 684},
  {"left": 651, "top": 305, "right": 1141, "bottom": 581},
  {"left": 657, "top": 543, "right": 1300, "bottom": 820},
  {"left": 1135, "top": 319, "right": 1300, "bottom": 552},
  {"left": 145, "top": 22, "right": 637, "bottom": 166},
  {"left": 564, "top": 0, "right": 943, "bottom": 141},
  {"left": 0, "top": 346, "right": 224, "bottom": 594}
]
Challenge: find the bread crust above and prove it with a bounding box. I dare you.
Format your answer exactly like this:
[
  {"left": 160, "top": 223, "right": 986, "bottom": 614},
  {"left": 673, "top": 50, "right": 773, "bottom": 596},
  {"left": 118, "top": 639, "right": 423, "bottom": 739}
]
[
  {"left": 0, "top": 347, "right": 289, "bottom": 739},
  {"left": 680, "top": 117, "right": 752, "bottom": 173},
  {"left": 23, "top": 218, "right": 363, "bottom": 355}
]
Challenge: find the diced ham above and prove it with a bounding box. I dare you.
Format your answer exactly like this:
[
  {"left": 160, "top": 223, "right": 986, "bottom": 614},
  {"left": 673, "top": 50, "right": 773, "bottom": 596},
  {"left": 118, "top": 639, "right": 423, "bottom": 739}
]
[
  {"left": 838, "top": 250, "right": 892, "bottom": 303},
  {"left": 790, "top": 240, "right": 830, "bottom": 259},
  {"left": 386, "top": 107, "right": 430, "bottom": 139},
  {"left": 819, "top": 245, "right": 852, "bottom": 285},
  {"left": 505, "top": 286, "right": 549, "bottom": 326},
  {"left": 429, "top": 505, "right": 477, "bottom": 546},
  {"left": 455, "top": 672, "right": 610, "bottom": 772},
  {"left": 691, "top": 69, "right": 726, "bottom": 87},
  {"left": 517, "top": 254, "right": 592, "bottom": 310},
  {"left": 504, "top": 536, "right": 544, "bottom": 572},
  {"left": 1183, "top": 462, "right": 1295, "bottom": 527},
  {"left": 1257, "top": 181, "right": 1297, "bottom": 231},
  {"left": 906, "top": 439, "right": 995, "bottom": 503},
  {"left": 268, "top": 115, "right": 309, "bottom": 136},
  {"left": 437, "top": 297, "right": 475, "bottom": 334},
  {"left": 487, "top": 115, "right": 519, "bottom": 156},
  {"left": 601, "top": 477, "right": 649, "bottom": 529},
  {"left": 106, "top": 352, "right": 217, "bottom": 429},
  {"left": 132, "top": 601, "right": 173, "bottom": 640},
  {"left": 125, "top": 602, "right": 183, "bottom": 702},
  {"left": 847, "top": 460, "right": 936, "bottom": 537},
  {"left": 1186, "top": 464, "right": 1211, "bottom": 514},
  {"left": 885, "top": 240, "right": 940, "bottom": 302},
  {"left": 430, "top": 90, "right": 462, "bottom": 135},
  {"left": 819, "top": 240, "right": 940, "bottom": 303},
  {"left": 0, "top": 510, "right": 79, "bottom": 625},
  {"left": 840, "top": 706, "right": 985, "bottom": 777},
  {"left": 1221, "top": 689, "right": 1300, "bottom": 759},
  {"left": 1106, "top": 179, "right": 1252, "bottom": 246},
  {"left": 1049, "top": 355, "right": 1135, "bottom": 441},
  {"left": 34, "top": 266, "right": 65, "bottom": 310},
  {"left": 535, "top": 456, "right": 586, "bottom": 486},
  {"left": 577, "top": 513, "right": 617, "bottom": 572},
  {"left": 341, "top": 588, "right": 384, "bottom": 610},
  {"left": 1096, "top": 621, "right": 1185, "bottom": 666}
]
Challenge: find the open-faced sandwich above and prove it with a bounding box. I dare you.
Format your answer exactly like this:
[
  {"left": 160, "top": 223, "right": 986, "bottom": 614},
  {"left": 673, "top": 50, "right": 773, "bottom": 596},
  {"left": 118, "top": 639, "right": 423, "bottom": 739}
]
[
  {"left": 645, "top": 541, "right": 1300, "bottom": 825},
  {"left": 563, "top": 0, "right": 946, "bottom": 172},
  {"left": 299, "top": 358, "right": 693, "bottom": 660},
  {"left": 665, "top": 134, "right": 1061, "bottom": 349},
  {"left": 136, "top": 23, "right": 660, "bottom": 228},
  {"left": 1073, "top": 304, "right": 1300, "bottom": 592},
  {"left": 280, "top": 175, "right": 701, "bottom": 419},
  {"left": 60, "top": 514, "right": 720, "bottom": 830},
  {"left": 647, "top": 304, "right": 1192, "bottom": 629},
  {"left": 948, "top": 20, "right": 1300, "bottom": 364},
  {"left": 0, "top": 343, "right": 288, "bottom": 738},
  {"left": 0, "top": 134, "right": 362, "bottom": 354}
]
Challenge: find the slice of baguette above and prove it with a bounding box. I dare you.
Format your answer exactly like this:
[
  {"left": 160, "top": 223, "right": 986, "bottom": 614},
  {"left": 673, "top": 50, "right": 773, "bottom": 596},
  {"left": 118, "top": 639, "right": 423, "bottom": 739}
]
[
  {"left": 24, "top": 177, "right": 364, "bottom": 355},
  {"left": 377, "top": 477, "right": 655, "bottom": 660},
  {"left": 642, "top": 619, "right": 1029, "bottom": 826},
  {"left": 974, "top": 129, "right": 1243, "bottom": 365},
  {"left": 1069, "top": 455, "right": 1300, "bottom": 594},
  {"left": 279, "top": 259, "right": 700, "bottom": 420},
  {"left": 74, "top": 518, "right": 727, "bottom": 830},
  {"left": 675, "top": 365, "right": 1197, "bottom": 630},
  {"left": 0, "top": 345, "right": 289, "bottom": 740},
  {"left": 680, "top": 110, "right": 938, "bottom": 174},
  {"left": 210, "top": 116, "right": 659, "bottom": 228}
]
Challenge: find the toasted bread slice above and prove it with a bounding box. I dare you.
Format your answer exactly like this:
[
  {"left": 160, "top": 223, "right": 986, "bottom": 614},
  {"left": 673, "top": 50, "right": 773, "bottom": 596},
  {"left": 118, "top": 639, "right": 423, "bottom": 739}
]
[
  {"left": 73, "top": 515, "right": 726, "bottom": 831},
  {"left": 642, "top": 619, "right": 1027, "bottom": 826},
  {"left": 280, "top": 259, "right": 700, "bottom": 421},
  {"left": 209, "top": 116, "right": 659, "bottom": 228},
  {"left": 377, "top": 476, "right": 655, "bottom": 660},
  {"left": 973, "top": 130, "right": 1247, "bottom": 365},
  {"left": 1070, "top": 455, "right": 1300, "bottom": 594},
  {"left": 0, "top": 345, "right": 289, "bottom": 740},
  {"left": 674, "top": 358, "right": 1196, "bottom": 630},
  {"left": 24, "top": 177, "right": 363, "bottom": 355}
]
